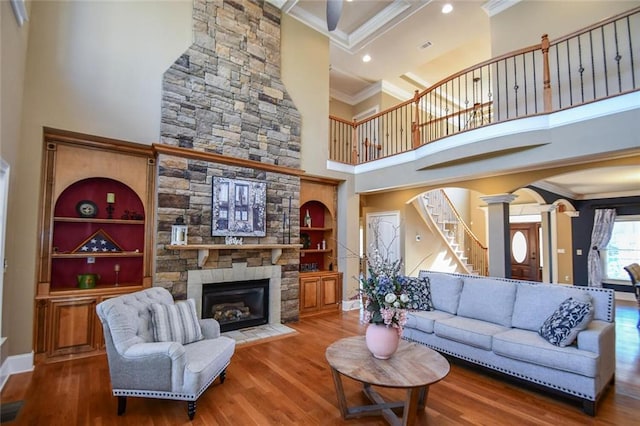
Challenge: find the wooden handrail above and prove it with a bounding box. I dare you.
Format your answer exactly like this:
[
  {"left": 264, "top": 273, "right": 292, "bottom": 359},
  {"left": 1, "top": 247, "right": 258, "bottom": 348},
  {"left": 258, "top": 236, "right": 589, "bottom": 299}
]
[{"left": 440, "top": 190, "right": 487, "bottom": 251}]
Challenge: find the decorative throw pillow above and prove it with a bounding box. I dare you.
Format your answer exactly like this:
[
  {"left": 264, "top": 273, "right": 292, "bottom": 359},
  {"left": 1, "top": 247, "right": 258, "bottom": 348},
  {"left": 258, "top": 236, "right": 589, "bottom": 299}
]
[
  {"left": 538, "top": 297, "right": 593, "bottom": 347},
  {"left": 150, "top": 298, "right": 203, "bottom": 345},
  {"left": 404, "top": 276, "right": 434, "bottom": 311}
]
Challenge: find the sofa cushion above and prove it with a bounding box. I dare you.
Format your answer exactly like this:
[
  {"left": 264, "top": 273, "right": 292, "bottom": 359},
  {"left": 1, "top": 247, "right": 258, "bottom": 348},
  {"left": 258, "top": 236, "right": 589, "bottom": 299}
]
[
  {"left": 512, "top": 283, "right": 593, "bottom": 331},
  {"left": 538, "top": 297, "right": 593, "bottom": 347},
  {"left": 150, "top": 299, "right": 204, "bottom": 345},
  {"left": 434, "top": 316, "right": 509, "bottom": 350},
  {"left": 405, "top": 276, "right": 434, "bottom": 311},
  {"left": 418, "top": 271, "right": 463, "bottom": 314},
  {"left": 456, "top": 277, "right": 517, "bottom": 327},
  {"left": 493, "top": 328, "right": 598, "bottom": 377},
  {"left": 404, "top": 310, "right": 453, "bottom": 334}
]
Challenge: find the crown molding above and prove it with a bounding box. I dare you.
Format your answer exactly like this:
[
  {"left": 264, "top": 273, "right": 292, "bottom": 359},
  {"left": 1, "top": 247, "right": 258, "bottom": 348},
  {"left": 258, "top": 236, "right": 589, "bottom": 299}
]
[
  {"left": 482, "top": 0, "right": 522, "bottom": 17},
  {"left": 331, "top": 80, "right": 413, "bottom": 106}
]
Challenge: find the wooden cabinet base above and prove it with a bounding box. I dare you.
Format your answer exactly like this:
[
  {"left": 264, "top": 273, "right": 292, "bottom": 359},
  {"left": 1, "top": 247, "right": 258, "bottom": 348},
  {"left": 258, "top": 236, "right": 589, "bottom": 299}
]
[
  {"left": 299, "top": 272, "right": 342, "bottom": 318},
  {"left": 34, "top": 286, "right": 144, "bottom": 364}
]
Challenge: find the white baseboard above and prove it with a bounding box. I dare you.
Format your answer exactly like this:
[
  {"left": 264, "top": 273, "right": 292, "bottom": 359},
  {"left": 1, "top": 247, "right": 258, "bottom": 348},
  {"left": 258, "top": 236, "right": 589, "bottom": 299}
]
[
  {"left": 342, "top": 299, "right": 361, "bottom": 311},
  {"left": 0, "top": 351, "right": 34, "bottom": 391}
]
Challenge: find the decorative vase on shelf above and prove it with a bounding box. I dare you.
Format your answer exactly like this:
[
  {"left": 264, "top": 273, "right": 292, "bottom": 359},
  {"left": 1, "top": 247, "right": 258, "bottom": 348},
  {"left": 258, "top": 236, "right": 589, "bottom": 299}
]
[
  {"left": 304, "top": 209, "right": 312, "bottom": 228},
  {"left": 365, "top": 323, "right": 400, "bottom": 360}
]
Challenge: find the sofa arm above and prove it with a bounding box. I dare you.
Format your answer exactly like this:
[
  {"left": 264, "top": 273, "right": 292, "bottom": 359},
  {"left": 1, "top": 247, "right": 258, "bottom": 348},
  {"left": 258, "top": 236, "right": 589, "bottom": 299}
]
[
  {"left": 199, "top": 318, "right": 221, "bottom": 339},
  {"left": 577, "top": 320, "right": 616, "bottom": 384},
  {"left": 576, "top": 320, "right": 614, "bottom": 354}
]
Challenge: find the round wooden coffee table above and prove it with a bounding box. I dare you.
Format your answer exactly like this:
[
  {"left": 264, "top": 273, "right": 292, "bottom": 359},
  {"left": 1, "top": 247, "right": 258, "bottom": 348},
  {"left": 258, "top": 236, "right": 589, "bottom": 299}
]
[{"left": 325, "top": 335, "right": 449, "bottom": 426}]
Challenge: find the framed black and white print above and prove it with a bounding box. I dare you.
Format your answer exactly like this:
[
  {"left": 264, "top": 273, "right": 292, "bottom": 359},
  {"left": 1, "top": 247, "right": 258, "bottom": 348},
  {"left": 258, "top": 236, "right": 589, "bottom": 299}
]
[{"left": 212, "top": 177, "right": 266, "bottom": 237}]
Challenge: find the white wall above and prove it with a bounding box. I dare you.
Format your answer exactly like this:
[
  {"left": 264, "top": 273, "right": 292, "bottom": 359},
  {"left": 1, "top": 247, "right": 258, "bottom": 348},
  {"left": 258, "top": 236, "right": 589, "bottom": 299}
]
[
  {"left": 1, "top": 0, "right": 31, "bottom": 362},
  {"left": 6, "top": 0, "right": 192, "bottom": 356}
]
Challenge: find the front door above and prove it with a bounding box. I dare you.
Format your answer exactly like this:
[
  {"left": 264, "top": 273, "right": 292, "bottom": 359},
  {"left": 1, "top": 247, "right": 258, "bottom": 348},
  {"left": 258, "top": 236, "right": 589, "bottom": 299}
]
[{"left": 510, "top": 222, "right": 541, "bottom": 281}]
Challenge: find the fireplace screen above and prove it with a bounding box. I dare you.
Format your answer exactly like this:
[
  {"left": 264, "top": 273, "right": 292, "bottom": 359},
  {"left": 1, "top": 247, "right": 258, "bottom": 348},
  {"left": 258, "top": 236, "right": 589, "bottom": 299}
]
[{"left": 201, "top": 279, "right": 269, "bottom": 332}]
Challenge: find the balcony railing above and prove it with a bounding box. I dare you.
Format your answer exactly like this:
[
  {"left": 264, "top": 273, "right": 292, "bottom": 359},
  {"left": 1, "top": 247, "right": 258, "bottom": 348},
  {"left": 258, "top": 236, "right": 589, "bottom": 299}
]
[{"left": 329, "top": 7, "right": 640, "bottom": 165}]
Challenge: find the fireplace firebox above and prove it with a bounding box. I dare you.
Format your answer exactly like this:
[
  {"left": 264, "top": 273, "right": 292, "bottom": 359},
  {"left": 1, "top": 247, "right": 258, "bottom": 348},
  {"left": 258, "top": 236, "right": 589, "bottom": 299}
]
[{"left": 201, "top": 279, "right": 269, "bottom": 332}]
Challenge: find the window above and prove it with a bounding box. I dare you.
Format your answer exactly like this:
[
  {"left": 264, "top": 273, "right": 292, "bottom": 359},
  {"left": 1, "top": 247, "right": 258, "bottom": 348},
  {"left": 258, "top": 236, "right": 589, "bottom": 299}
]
[{"left": 603, "top": 215, "right": 640, "bottom": 282}]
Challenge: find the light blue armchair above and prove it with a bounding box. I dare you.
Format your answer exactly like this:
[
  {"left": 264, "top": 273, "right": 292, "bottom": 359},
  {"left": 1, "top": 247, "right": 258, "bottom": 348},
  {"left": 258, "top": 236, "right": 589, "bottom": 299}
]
[{"left": 96, "top": 287, "right": 236, "bottom": 420}]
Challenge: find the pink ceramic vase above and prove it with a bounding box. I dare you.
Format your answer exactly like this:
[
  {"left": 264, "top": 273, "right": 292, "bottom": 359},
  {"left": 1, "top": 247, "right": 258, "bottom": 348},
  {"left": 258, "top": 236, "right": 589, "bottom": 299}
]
[{"left": 365, "top": 323, "right": 400, "bottom": 359}]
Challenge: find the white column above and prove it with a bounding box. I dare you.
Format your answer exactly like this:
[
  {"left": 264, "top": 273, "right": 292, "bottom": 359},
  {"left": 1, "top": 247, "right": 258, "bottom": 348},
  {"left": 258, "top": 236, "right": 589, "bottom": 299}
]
[{"left": 480, "top": 193, "right": 517, "bottom": 277}]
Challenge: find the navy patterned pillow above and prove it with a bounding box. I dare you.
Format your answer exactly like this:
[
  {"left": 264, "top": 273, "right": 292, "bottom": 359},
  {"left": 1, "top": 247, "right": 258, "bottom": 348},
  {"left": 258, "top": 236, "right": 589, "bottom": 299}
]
[
  {"left": 538, "top": 297, "right": 593, "bottom": 347},
  {"left": 405, "top": 276, "right": 434, "bottom": 311}
]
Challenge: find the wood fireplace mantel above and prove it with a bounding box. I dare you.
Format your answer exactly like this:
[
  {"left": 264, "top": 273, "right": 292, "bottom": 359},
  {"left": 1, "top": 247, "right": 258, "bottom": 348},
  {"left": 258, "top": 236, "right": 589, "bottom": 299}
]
[{"left": 167, "top": 244, "right": 302, "bottom": 267}]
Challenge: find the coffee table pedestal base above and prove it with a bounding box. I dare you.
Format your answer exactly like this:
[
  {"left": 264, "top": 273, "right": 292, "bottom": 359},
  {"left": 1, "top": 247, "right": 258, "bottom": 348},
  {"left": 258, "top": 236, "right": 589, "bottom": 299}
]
[{"left": 330, "top": 367, "right": 429, "bottom": 426}]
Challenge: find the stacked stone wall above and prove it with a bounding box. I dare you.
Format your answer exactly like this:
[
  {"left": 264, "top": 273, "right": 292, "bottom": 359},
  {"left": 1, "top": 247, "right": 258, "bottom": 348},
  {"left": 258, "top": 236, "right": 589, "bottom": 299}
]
[{"left": 157, "top": 0, "right": 301, "bottom": 323}]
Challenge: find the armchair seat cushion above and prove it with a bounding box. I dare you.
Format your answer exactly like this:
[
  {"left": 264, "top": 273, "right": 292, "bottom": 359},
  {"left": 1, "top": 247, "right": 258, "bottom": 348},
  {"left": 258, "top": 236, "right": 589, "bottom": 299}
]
[{"left": 183, "top": 336, "right": 236, "bottom": 393}]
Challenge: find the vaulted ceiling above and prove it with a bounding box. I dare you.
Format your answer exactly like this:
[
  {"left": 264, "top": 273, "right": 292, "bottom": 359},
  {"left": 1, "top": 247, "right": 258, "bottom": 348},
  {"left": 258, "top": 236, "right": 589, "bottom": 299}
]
[{"left": 271, "top": 0, "right": 640, "bottom": 200}]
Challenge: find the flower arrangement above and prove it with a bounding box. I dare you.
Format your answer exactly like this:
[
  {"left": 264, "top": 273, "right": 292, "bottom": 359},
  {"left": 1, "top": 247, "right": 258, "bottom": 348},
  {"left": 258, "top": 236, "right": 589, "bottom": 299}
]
[{"left": 360, "top": 250, "right": 412, "bottom": 329}]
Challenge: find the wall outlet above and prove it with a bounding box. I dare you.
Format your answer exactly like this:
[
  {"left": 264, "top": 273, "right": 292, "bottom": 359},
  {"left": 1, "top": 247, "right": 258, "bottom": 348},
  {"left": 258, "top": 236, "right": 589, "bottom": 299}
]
[{"left": 576, "top": 249, "right": 583, "bottom": 255}]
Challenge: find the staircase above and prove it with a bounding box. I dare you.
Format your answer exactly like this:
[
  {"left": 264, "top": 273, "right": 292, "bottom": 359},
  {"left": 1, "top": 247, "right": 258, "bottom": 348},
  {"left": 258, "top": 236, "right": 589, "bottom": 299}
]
[{"left": 417, "top": 189, "right": 488, "bottom": 276}]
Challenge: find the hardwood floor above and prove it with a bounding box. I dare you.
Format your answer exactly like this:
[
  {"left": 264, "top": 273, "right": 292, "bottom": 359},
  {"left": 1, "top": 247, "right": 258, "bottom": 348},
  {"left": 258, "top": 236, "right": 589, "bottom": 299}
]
[{"left": 2, "top": 300, "right": 638, "bottom": 425}]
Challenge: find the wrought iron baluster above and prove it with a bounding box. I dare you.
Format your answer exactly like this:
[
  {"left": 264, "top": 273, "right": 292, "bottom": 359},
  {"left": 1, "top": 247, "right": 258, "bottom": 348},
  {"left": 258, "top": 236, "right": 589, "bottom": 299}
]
[
  {"left": 613, "top": 20, "right": 622, "bottom": 93},
  {"left": 589, "top": 30, "right": 596, "bottom": 99},
  {"left": 627, "top": 16, "right": 636, "bottom": 89},
  {"left": 555, "top": 45, "right": 562, "bottom": 108},
  {"left": 578, "top": 34, "right": 585, "bottom": 103},
  {"left": 513, "top": 56, "right": 519, "bottom": 117},
  {"left": 601, "top": 26, "right": 609, "bottom": 96},
  {"left": 532, "top": 51, "right": 538, "bottom": 113},
  {"left": 566, "top": 41, "right": 573, "bottom": 106}
]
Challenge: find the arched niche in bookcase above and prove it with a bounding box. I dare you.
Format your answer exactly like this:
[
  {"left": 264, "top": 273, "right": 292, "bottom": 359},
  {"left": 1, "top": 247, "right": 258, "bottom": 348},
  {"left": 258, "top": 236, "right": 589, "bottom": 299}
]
[
  {"left": 51, "top": 177, "right": 146, "bottom": 290},
  {"left": 299, "top": 176, "right": 342, "bottom": 317},
  {"left": 300, "top": 200, "right": 334, "bottom": 272}
]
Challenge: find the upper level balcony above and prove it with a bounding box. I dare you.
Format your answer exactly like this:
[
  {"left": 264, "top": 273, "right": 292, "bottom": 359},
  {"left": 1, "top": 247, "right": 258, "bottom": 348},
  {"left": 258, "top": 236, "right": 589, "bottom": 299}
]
[{"left": 328, "top": 7, "right": 640, "bottom": 192}]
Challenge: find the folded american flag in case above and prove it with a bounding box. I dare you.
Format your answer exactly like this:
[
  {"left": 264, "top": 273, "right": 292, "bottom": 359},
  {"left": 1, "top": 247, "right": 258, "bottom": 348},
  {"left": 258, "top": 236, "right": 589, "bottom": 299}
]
[{"left": 72, "top": 229, "right": 123, "bottom": 253}]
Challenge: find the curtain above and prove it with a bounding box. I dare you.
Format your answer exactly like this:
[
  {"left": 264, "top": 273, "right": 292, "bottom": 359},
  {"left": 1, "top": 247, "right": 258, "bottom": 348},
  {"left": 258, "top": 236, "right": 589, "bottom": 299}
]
[{"left": 587, "top": 208, "right": 617, "bottom": 287}]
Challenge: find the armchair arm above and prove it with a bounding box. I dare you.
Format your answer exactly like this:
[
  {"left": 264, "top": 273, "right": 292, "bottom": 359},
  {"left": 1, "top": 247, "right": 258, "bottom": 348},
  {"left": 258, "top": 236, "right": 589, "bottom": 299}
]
[
  {"left": 109, "top": 342, "right": 187, "bottom": 392},
  {"left": 199, "top": 318, "right": 221, "bottom": 339},
  {"left": 123, "top": 341, "right": 185, "bottom": 361}
]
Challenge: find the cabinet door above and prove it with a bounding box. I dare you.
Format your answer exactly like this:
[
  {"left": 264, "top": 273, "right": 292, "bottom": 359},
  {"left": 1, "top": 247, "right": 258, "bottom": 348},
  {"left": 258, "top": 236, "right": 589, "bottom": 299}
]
[
  {"left": 48, "top": 297, "right": 98, "bottom": 357},
  {"left": 300, "top": 276, "right": 320, "bottom": 312},
  {"left": 320, "top": 274, "right": 339, "bottom": 308}
]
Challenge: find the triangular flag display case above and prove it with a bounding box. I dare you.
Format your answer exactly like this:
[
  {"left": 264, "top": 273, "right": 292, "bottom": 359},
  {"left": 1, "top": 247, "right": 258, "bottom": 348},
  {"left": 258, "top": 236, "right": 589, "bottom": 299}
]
[{"left": 72, "top": 229, "right": 124, "bottom": 254}]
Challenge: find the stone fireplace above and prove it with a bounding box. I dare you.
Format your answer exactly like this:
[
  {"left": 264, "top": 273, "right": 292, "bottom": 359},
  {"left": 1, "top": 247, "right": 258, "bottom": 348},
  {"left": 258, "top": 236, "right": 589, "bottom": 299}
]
[
  {"left": 188, "top": 263, "right": 282, "bottom": 327},
  {"left": 155, "top": 0, "right": 302, "bottom": 325}
]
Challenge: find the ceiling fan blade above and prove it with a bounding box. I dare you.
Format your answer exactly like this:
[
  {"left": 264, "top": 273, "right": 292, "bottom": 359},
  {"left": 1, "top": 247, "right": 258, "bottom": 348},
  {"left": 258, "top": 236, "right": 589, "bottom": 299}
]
[{"left": 326, "top": 0, "right": 343, "bottom": 32}]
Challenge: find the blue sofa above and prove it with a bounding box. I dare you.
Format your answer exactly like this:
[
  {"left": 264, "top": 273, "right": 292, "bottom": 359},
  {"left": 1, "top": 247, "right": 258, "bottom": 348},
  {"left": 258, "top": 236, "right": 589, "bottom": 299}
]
[{"left": 402, "top": 271, "right": 616, "bottom": 415}]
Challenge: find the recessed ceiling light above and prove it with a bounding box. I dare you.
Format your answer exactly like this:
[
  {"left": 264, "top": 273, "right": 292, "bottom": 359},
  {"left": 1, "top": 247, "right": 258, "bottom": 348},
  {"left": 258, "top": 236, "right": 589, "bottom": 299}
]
[
  {"left": 442, "top": 3, "right": 453, "bottom": 14},
  {"left": 362, "top": 54, "right": 371, "bottom": 63}
]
